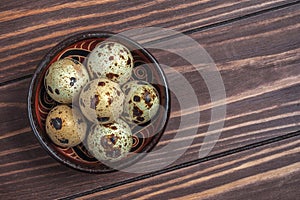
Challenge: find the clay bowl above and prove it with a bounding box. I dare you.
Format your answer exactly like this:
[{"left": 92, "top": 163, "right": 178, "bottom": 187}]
[{"left": 28, "top": 31, "right": 170, "bottom": 173}]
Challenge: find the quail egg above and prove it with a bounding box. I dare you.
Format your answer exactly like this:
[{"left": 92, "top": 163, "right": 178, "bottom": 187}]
[
  {"left": 79, "top": 78, "right": 125, "bottom": 124},
  {"left": 87, "top": 42, "right": 133, "bottom": 84},
  {"left": 44, "top": 58, "right": 90, "bottom": 104},
  {"left": 45, "top": 105, "right": 87, "bottom": 148},
  {"left": 122, "top": 81, "right": 160, "bottom": 125},
  {"left": 87, "top": 119, "right": 133, "bottom": 161}
]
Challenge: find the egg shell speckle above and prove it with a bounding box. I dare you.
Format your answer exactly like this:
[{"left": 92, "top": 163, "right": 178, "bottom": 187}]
[
  {"left": 122, "top": 80, "right": 160, "bottom": 125},
  {"left": 44, "top": 58, "right": 90, "bottom": 104},
  {"left": 87, "top": 42, "right": 133, "bottom": 84},
  {"left": 79, "top": 78, "right": 125, "bottom": 124},
  {"left": 87, "top": 119, "right": 133, "bottom": 161},
  {"left": 45, "top": 105, "right": 87, "bottom": 148}
]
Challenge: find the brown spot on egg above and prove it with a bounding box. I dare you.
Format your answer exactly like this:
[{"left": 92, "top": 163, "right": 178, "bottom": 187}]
[
  {"left": 103, "top": 124, "right": 111, "bottom": 128},
  {"left": 133, "top": 106, "right": 143, "bottom": 117},
  {"left": 108, "top": 134, "right": 119, "bottom": 145},
  {"left": 50, "top": 117, "right": 62, "bottom": 130},
  {"left": 127, "top": 57, "right": 131, "bottom": 65},
  {"left": 116, "top": 90, "right": 121, "bottom": 96},
  {"left": 90, "top": 95, "right": 100, "bottom": 109},
  {"left": 143, "top": 90, "right": 153, "bottom": 108},
  {"left": 137, "top": 116, "right": 145, "bottom": 122},
  {"left": 133, "top": 95, "right": 141, "bottom": 102},
  {"left": 106, "top": 73, "right": 119, "bottom": 79},
  {"left": 109, "top": 136, "right": 118, "bottom": 145},
  {"left": 107, "top": 97, "right": 113, "bottom": 105},
  {"left": 98, "top": 81, "right": 105, "bottom": 86},
  {"left": 70, "top": 77, "right": 77, "bottom": 87},
  {"left": 120, "top": 55, "right": 125, "bottom": 60},
  {"left": 55, "top": 89, "right": 60, "bottom": 95},
  {"left": 109, "top": 56, "right": 114, "bottom": 60},
  {"left": 147, "top": 102, "right": 153, "bottom": 108},
  {"left": 48, "top": 86, "right": 53, "bottom": 94},
  {"left": 111, "top": 126, "right": 117, "bottom": 130},
  {"left": 58, "top": 138, "right": 69, "bottom": 144},
  {"left": 107, "top": 43, "right": 113, "bottom": 51}
]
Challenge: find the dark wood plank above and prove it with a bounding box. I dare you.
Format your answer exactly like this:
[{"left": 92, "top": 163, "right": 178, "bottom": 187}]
[
  {"left": 0, "top": 0, "right": 296, "bottom": 83},
  {"left": 78, "top": 134, "right": 300, "bottom": 200},
  {"left": 1, "top": 3, "right": 300, "bottom": 200}
]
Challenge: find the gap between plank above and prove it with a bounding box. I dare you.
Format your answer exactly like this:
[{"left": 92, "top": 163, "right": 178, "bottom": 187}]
[
  {"left": 144, "top": 0, "right": 300, "bottom": 46},
  {"left": 1, "top": 0, "right": 299, "bottom": 87},
  {"left": 0, "top": 74, "right": 33, "bottom": 87},
  {"left": 183, "top": 0, "right": 300, "bottom": 35},
  {"left": 61, "top": 130, "right": 300, "bottom": 199}
]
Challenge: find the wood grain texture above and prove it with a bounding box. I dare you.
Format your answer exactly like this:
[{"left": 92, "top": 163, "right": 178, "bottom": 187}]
[
  {"left": 0, "top": 0, "right": 296, "bottom": 83},
  {"left": 0, "top": 0, "right": 300, "bottom": 199},
  {"left": 78, "top": 135, "right": 300, "bottom": 200}
]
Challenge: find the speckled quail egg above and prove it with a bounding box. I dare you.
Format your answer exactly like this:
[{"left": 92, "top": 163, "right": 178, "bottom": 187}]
[
  {"left": 44, "top": 58, "right": 90, "bottom": 104},
  {"left": 45, "top": 105, "right": 87, "bottom": 148},
  {"left": 79, "top": 78, "right": 125, "bottom": 124},
  {"left": 122, "top": 81, "right": 160, "bottom": 125},
  {"left": 86, "top": 42, "right": 133, "bottom": 84},
  {"left": 87, "top": 119, "right": 133, "bottom": 161}
]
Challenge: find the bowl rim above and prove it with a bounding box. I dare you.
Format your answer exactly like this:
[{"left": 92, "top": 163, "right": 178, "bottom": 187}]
[{"left": 27, "top": 31, "right": 170, "bottom": 173}]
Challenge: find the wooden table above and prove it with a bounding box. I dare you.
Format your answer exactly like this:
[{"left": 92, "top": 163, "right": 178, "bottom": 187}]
[{"left": 1, "top": 0, "right": 299, "bottom": 199}]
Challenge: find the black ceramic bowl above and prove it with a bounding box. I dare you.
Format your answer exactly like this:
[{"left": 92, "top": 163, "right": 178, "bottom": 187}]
[{"left": 28, "top": 31, "right": 170, "bottom": 173}]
